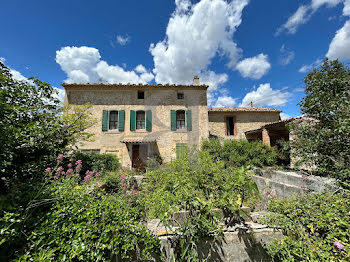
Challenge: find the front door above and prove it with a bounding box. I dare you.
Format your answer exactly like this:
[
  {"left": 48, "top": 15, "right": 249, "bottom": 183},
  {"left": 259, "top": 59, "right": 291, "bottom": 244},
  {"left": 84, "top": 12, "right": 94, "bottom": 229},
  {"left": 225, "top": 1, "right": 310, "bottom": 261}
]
[{"left": 132, "top": 144, "right": 147, "bottom": 171}]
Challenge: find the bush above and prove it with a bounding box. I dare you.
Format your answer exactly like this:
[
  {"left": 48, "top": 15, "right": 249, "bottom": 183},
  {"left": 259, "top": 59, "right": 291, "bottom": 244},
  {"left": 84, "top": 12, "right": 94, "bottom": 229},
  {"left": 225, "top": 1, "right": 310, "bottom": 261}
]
[
  {"left": 140, "top": 150, "right": 259, "bottom": 219},
  {"left": 69, "top": 152, "right": 120, "bottom": 175},
  {"left": 201, "top": 139, "right": 278, "bottom": 168},
  {"left": 260, "top": 192, "right": 350, "bottom": 261},
  {"left": 16, "top": 163, "right": 159, "bottom": 261}
]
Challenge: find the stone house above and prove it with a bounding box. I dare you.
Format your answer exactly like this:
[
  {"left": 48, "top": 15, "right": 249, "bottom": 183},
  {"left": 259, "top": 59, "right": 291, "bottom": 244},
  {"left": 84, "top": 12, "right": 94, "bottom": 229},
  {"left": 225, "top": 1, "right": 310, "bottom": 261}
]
[{"left": 63, "top": 76, "right": 281, "bottom": 169}]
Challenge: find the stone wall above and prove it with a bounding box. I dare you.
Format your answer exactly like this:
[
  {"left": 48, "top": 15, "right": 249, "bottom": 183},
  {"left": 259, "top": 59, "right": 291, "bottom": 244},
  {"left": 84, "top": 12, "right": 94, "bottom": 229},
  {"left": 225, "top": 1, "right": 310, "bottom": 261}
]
[
  {"left": 208, "top": 111, "right": 280, "bottom": 140},
  {"left": 65, "top": 85, "right": 208, "bottom": 166}
]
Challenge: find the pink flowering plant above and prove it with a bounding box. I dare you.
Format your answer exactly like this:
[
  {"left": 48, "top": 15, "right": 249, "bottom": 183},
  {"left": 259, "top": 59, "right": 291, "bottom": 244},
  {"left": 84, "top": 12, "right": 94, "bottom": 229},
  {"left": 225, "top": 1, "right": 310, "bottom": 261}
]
[{"left": 260, "top": 191, "right": 350, "bottom": 261}]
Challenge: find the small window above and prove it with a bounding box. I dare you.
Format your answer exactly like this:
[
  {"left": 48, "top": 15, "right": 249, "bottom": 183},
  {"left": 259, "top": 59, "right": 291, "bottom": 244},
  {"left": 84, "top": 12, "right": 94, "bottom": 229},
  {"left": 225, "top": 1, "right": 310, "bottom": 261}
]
[
  {"left": 176, "top": 110, "right": 186, "bottom": 129},
  {"left": 136, "top": 111, "right": 145, "bottom": 129},
  {"left": 226, "top": 117, "right": 235, "bottom": 136},
  {"left": 138, "top": 91, "right": 144, "bottom": 99},
  {"left": 177, "top": 92, "right": 184, "bottom": 100},
  {"left": 109, "top": 111, "right": 119, "bottom": 130}
]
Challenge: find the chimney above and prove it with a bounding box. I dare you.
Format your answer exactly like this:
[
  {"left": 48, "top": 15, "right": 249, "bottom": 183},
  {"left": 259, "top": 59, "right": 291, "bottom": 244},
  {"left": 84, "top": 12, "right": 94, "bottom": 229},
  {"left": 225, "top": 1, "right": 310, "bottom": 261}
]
[
  {"left": 193, "top": 75, "right": 199, "bottom": 86},
  {"left": 250, "top": 101, "right": 254, "bottom": 107}
]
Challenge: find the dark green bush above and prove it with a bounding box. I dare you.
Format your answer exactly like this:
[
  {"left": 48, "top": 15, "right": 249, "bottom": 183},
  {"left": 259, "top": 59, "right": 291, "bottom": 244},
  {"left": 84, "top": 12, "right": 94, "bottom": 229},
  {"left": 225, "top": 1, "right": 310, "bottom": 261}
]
[
  {"left": 201, "top": 139, "right": 278, "bottom": 168},
  {"left": 261, "top": 192, "right": 350, "bottom": 261},
  {"left": 70, "top": 152, "right": 120, "bottom": 175}
]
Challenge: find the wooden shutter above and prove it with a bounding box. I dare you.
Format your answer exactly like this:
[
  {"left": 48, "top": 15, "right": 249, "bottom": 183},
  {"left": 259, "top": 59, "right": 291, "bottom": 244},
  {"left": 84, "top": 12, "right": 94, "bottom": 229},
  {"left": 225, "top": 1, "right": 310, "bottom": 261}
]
[
  {"left": 171, "top": 110, "right": 176, "bottom": 131},
  {"left": 118, "top": 110, "right": 125, "bottom": 131},
  {"left": 130, "top": 110, "right": 135, "bottom": 131},
  {"left": 102, "top": 110, "right": 108, "bottom": 131},
  {"left": 146, "top": 110, "right": 152, "bottom": 131},
  {"left": 186, "top": 110, "right": 192, "bottom": 131}
]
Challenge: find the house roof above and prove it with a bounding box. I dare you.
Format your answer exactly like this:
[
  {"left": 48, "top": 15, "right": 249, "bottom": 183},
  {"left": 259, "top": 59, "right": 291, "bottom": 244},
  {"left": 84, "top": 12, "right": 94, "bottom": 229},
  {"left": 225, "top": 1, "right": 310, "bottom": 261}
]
[
  {"left": 62, "top": 83, "right": 208, "bottom": 89},
  {"left": 244, "top": 116, "right": 303, "bottom": 134},
  {"left": 208, "top": 107, "right": 282, "bottom": 113}
]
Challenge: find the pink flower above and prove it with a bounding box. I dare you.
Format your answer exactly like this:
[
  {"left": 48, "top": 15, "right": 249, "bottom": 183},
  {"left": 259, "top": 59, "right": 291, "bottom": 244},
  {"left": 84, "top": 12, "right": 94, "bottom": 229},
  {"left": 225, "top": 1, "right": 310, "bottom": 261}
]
[
  {"left": 61, "top": 171, "right": 65, "bottom": 175},
  {"left": 53, "top": 175, "right": 58, "bottom": 180},
  {"left": 334, "top": 241, "right": 344, "bottom": 250},
  {"left": 120, "top": 174, "right": 126, "bottom": 182},
  {"left": 76, "top": 164, "right": 82, "bottom": 172},
  {"left": 57, "top": 166, "right": 63, "bottom": 172},
  {"left": 57, "top": 154, "right": 64, "bottom": 162},
  {"left": 76, "top": 173, "right": 80, "bottom": 177},
  {"left": 66, "top": 168, "right": 74, "bottom": 174},
  {"left": 44, "top": 167, "right": 51, "bottom": 173},
  {"left": 122, "top": 183, "right": 127, "bottom": 189},
  {"left": 67, "top": 163, "right": 73, "bottom": 168},
  {"left": 75, "top": 160, "right": 82, "bottom": 165},
  {"left": 300, "top": 185, "right": 305, "bottom": 189},
  {"left": 84, "top": 175, "right": 90, "bottom": 183},
  {"left": 95, "top": 173, "right": 101, "bottom": 177}
]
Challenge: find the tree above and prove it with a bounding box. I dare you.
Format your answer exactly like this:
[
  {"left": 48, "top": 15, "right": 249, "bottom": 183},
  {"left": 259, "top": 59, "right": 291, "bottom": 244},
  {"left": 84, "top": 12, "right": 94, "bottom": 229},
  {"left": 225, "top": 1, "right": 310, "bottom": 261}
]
[
  {"left": 0, "top": 61, "right": 95, "bottom": 193},
  {"left": 291, "top": 59, "right": 350, "bottom": 186}
]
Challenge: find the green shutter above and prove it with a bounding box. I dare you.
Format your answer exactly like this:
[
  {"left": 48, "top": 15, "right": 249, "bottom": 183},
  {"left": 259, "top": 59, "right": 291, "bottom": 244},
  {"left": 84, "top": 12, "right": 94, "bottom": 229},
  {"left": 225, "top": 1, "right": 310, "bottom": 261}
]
[
  {"left": 186, "top": 110, "right": 192, "bottom": 131},
  {"left": 102, "top": 110, "right": 108, "bottom": 131},
  {"left": 176, "top": 143, "right": 187, "bottom": 160},
  {"left": 118, "top": 110, "right": 125, "bottom": 131},
  {"left": 171, "top": 110, "right": 176, "bottom": 131},
  {"left": 146, "top": 110, "right": 152, "bottom": 131},
  {"left": 130, "top": 110, "right": 135, "bottom": 131}
]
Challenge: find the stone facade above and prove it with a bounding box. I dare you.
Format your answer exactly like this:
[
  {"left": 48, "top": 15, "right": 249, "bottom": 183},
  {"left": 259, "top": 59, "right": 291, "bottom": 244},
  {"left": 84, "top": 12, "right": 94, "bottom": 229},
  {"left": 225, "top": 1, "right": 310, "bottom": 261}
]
[
  {"left": 63, "top": 80, "right": 282, "bottom": 168},
  {"left": 208, "top": 109, "right": 281, "bottom": 140}
]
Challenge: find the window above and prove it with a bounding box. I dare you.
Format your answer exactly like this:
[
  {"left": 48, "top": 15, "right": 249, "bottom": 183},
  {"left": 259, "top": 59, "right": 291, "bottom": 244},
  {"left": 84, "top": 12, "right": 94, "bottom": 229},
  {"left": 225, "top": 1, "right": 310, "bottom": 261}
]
[
  {"left": 109, "top": 111, "right": 118, "bottom": 130},
  {"left": 136, "top": 111, "right": 145, "bottom": 129},
  {"left": 138, "top": 91, "right": 144, "bottom": 99},
  {"left": 176, "top": 143, "right": 187, "bottom": 160},
  {"left": 177, "top": 92, "right": 184, "bottom": 99},
  {"left": 80, "top": 149, "right": 100, "bottom": 154},
  {"left": 226, "top": 116, "right": 235, "bottom": 136},
  {"left": 176, "top": 110, "right": 186, "bottom": 129}
]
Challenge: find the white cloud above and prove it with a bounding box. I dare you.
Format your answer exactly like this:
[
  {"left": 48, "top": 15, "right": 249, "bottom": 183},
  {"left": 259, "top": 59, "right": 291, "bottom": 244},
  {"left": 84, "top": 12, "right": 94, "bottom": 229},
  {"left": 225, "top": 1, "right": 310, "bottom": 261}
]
[
  {"left": 116, "top": 35, "right": 130, "bottom": 46},
  {"left": 0, "top": 57, "right": 6, "bottom": 63},
  {"left": 276, "top": 0, "right": 343, "bottom": 35},
  {"left": 10, "top": 69, "right": 28, "bottom": 82},
  {"left": 150, "top": 0, "right": 248, "bottom": 88},
  {"left": 326, "top": 20, "right": 350, "bottom": 60},
  {"left": 240, "top": 83, "right": 292, "bottom": 107},
  {"left": 55, "top": 46, "right": 154, "bottom": 84},
  {"left": 298, "top": 58, "right": 322, "bottom": 73},
  {"left": 135, "top": 64, "right": 147, "bottom": 74},
  {"left": 280, "top": 112, "right": 291, "bottom": 120},
  {"left": 279, "top": 45, "right": 295, "bottom": 65},
  {"left": 235, "top": 54, "right": 271, "bottom": 79},
  {"left": 215, "top": 95, "right": 237, "bottom": 107},
  {"left": 53, "top": 87, "right": 65, "bottom": 102},
  {"left": 344, "top": 0, "right": 350, "bottom": 15}
]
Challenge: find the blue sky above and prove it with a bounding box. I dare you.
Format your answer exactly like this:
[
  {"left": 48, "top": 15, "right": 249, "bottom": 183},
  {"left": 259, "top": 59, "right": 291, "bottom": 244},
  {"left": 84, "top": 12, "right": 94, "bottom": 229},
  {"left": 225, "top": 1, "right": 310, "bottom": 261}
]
[{"left": 1, "top": 0, "right": 350, "bottom": 119}]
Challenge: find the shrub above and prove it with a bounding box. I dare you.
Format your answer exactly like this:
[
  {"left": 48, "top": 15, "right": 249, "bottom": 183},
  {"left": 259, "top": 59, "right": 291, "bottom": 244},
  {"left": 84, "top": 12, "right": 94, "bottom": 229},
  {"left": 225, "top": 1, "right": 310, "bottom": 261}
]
[
  {"left": 140, "top": 150, "right": 260, "bottom": 219},
  {"left": 201, "top": 139, "right": 278, "bottom": 168},
  {"left": 260, "top": 192, "right": 350, "bottom": 261},
  {"left": 17, "top": 164, "right": 159, "bottom": 261},
  {"left": 70, "top": 152, "right": 120, "bottom": 175}
]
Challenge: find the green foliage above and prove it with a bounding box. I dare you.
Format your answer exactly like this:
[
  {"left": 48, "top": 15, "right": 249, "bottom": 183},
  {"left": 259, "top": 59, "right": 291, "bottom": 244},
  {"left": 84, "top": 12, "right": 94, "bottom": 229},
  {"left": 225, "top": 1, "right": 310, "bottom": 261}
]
[
  {"left": 201, "top": 138, "right": 278, "bottom": 168},
  {"left": 17, "top": 167, "right": 159, "bottom": 261},
  {"left": 261, "top": 192, "right": 350, "bottom": 261},
  {"left": 291, "top": 59, "right": 350, "bottom": 185},
  {"left": 141, "top": 151, "right": 259, "bottom": 220},
  {"left": 70, "top": 152, "right": 120, "bottom": 175}
]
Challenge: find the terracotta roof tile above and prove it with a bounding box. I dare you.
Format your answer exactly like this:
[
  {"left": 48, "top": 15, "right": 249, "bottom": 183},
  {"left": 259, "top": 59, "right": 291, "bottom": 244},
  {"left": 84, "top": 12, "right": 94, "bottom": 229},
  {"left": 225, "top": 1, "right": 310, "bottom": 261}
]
[
  {"left": 208, "top": 107, "right": 282, "bottom": 113},
  {"left": 120, "top": 137, "right": 157, "bottom": 143},
  {"left": 62, "top": 83, "right": 208, "bottom": 89}
]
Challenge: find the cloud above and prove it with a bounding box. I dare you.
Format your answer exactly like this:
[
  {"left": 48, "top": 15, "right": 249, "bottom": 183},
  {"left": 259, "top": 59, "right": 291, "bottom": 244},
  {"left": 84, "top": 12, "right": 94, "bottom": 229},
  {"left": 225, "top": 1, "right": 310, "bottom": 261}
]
[
  {"left": 280, "top": 112, "right": 291, "bottom": 120},
  {"left": 10, "top": 68, "right": 28, "bottom": 82},
  {"left": 149, "top": 0, "right": 249, "bottom": 88},
  {"left": 215, "top": 95, "right": 237, "bottom": 107},
  {"left": 240, "top": 83, "right": 292, "bottom": 107},
  {"left": 55, "top": 46, "right": 154, "bottom": 84},
  {"left": 235, "top": 54, "right": 271, "bottom": 79},
  {"left": 298, "top": 58, "right": 322, "bottom": 73},
  {"left": 344, "top": 0, "right": 350, "bottom": 15},
  {"left": 279, "top": 45, "right": 295, "bottom": 65},
  {"left": 293, "top": 87, "right": 305, "bottom": 92},
  {"left": 326, "top": 20, "right": 350, "bottom": 60},
  {"left": 276, "top": 0, "right": 343, "bottom": 35},
  {"left": 116, "top": 35, "right": 130, "bottom": 46}
]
